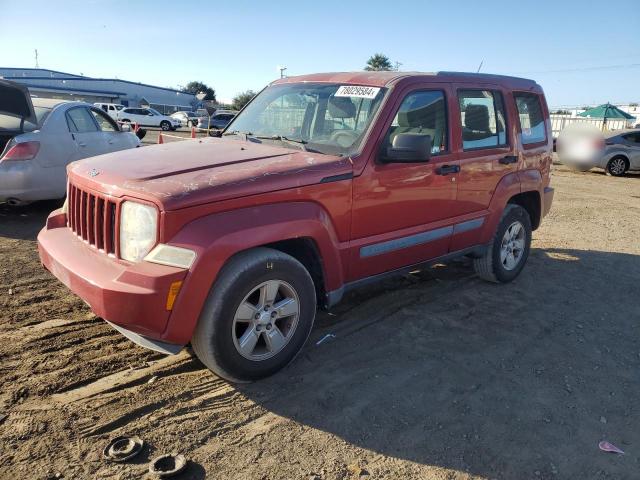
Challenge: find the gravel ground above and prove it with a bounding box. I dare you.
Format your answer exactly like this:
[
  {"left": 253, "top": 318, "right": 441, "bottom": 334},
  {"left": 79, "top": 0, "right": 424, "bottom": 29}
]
[{"left": 0, "top": 165, "right": 639, "bottom": 480}]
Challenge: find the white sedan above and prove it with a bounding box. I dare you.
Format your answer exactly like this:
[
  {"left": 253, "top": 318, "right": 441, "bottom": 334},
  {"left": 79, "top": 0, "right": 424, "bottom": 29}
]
[
  {"left": 0, "top": 80, "right": 140, "bottom": 205},
  {"left": 117, "top": 107, "right": 181, "bottom": 131}
]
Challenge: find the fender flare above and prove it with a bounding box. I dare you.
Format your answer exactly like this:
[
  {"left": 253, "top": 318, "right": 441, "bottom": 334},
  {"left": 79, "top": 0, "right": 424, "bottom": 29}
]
[
  {"left": 160, "top": 201, "right": 345, "bottom": 345},
  {"left": 478, "top": 171, "right": 521, "bottom": 244},
  {"left": 479, "top": 169, "right": 544, "bottom": 243}
]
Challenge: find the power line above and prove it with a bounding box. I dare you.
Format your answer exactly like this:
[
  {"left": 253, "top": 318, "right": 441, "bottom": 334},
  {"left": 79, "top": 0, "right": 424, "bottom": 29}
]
[{"left": 513, "top": 62, "right": 640, "bottom": 75}]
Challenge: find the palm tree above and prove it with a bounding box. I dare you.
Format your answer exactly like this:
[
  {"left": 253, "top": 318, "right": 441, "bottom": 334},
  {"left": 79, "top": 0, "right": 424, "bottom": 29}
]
[{"left": 365, "top": 53, "right": 393, "bottom": 71}]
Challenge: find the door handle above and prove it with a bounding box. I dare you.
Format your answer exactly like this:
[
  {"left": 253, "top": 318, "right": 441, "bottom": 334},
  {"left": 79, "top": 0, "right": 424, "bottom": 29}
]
[
  {"left": 499, "top": 155, "right": 518, "bottom": 165},
  {"left": 436, "top": 164, "right": 460, "bottom": 175},
  {"left": 78, "top": 142, "right": 87, "bottom": 147}
]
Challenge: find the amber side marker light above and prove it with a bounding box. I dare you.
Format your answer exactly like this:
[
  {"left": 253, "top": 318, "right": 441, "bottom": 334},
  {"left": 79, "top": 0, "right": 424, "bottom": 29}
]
[{"left": 166, "top": 281, "right": 183, "bottom": 311}]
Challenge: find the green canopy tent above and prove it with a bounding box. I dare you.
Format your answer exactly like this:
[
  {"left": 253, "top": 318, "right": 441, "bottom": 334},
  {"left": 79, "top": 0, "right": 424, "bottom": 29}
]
[{"left": 578, "top": 103, "right": 636, "bottom": 120}]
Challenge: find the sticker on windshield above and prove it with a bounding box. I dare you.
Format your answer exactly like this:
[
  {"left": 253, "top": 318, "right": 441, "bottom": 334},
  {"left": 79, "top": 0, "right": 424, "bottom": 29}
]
[{"left": 335, "top": 85, "right": 381, "bottom": 99}]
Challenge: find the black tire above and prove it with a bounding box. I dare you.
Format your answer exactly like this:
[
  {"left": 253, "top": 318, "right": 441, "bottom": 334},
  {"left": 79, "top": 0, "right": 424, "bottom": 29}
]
[
  {"left": 606, "top": 156, "right": 629, "bottom": 177},
  {"left": 473, "top": 204, "right": 532, "bottom": 283},
  {"left": 191, "top": 248, "right": 316, "bottom": 382},
  {"left": 160, "top": 120, "right": 171, "bottom": 131}
]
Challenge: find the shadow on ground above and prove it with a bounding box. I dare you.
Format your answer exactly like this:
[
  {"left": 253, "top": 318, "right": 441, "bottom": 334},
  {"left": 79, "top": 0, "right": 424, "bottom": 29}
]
[
  {"left": 0, "top": 200, "right": 61, "bottom": 241},
  {"left": 237, "top": 247, "right": 640, "bottom": 479}
]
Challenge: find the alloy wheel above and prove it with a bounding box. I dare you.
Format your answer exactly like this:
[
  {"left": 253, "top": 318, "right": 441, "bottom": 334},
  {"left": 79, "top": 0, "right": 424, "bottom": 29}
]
[
  {"left": 609, "top": 158, "right": 626, "bottom": 175},
  {"left": 232, "top": 280, "right": 300, "bottom": 361},
  {"left": 500, "top": 221, "right": 526, "bottom": 271}
]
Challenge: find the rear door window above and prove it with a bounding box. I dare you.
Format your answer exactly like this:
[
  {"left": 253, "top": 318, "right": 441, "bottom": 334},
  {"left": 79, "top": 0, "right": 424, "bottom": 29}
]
[
  {"left": 66, "top": 107, "right": 99, "bottom": 133},
  {"left": 458, "top": 90, "right": 507, "bottom": 150},
  {"left": 514, "top": 93, "right": 546, "bottom": 145},
  {"left": 622, "top": 133, "right": 640, "bottom": 144}
]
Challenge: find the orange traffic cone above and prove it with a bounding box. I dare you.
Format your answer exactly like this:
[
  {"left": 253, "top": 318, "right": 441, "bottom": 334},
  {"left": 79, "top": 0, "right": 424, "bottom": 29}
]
[
  {"left": 191, "top": 126, "right": 196, "bottom": 139},
  {"left": 158, "top": 133, "right": 163, "bottom": 144}
]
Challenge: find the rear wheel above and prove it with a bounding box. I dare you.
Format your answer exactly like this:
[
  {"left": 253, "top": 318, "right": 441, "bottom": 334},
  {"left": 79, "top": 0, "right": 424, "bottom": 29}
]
[
  {"left": 191, "top": 248, "right": 316, "bottom": 382},
  {"left": 160, "top": 120, "right": 171, "bottom": 131},
  {"left": 606, "top": 156, "right": 628, "bottom": 176},
  {"left": 473, "top": 204, "right": 532, "bottom": 283}
]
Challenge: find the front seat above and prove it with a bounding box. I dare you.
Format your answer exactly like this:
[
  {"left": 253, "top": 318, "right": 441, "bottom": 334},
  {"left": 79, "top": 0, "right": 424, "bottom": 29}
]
[
  {"left": 463, "top": 104, "right": 492, "bottom": 141},
  {"left": 326, "top": 97, "right": 358, "bottom": 147}
]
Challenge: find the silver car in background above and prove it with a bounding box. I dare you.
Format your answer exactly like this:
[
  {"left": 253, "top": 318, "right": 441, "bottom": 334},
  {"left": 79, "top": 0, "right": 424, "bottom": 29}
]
[
  {"left": 597, "top": 129, "right": 640, "bottom": 176},
  {"left": 0, "top": 80, "right": 140, "bottom": 205}
]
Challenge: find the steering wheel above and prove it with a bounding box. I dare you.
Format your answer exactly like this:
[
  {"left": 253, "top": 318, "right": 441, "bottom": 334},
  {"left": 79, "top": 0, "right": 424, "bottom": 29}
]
[{"left": 329, "top": 130, "right": 358, "bottom": 148}]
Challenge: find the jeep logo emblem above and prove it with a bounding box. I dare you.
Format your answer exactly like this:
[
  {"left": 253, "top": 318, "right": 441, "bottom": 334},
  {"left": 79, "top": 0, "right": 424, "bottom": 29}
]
[{"left": 89, "top": 169, "right": 100, "bottom": 177}]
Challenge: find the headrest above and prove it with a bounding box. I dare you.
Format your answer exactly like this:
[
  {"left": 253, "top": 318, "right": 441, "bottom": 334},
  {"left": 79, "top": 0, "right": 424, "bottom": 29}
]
[
  {"left": 465, "top": 104, "right": 490, "bottom": 131},
  {"left": 328, "top": 96, "right": 356, "bottom": 119},
  {"left": 397, "top": 110, "right": 411, "bottom": 127},
  {"left": 397, "top": 99, "right": 441, "bottom": 127}
]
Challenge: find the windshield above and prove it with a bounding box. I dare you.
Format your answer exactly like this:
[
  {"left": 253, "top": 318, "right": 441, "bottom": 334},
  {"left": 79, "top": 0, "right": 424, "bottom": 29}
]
[
  {"left": 147, "top": 108, "right": 161, "bottom": 115},
  {"left": 224, "top": 83, "right": 386, "bottom": 155}
]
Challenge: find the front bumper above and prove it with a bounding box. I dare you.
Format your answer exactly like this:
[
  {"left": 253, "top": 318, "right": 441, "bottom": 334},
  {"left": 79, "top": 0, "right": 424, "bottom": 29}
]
[{"left": 38, "top": 209, "right": 188, "bottom": 353}]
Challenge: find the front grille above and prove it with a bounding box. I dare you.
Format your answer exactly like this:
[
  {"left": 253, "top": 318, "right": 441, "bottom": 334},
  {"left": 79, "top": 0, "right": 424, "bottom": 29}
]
[{"left": 68, "top": 182, "right": 119, "bottom": 255}]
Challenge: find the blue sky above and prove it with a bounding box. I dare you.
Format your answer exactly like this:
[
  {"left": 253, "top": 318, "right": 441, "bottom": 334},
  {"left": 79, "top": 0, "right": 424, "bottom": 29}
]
[{"left": 1, "top": 0, "right": 638, "bottom": 107}]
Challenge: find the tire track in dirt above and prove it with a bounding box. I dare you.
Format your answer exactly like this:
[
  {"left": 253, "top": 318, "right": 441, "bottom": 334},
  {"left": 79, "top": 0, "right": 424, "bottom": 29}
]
[{"left": 2, "top": 170, "right": 640, "bottom": 479}]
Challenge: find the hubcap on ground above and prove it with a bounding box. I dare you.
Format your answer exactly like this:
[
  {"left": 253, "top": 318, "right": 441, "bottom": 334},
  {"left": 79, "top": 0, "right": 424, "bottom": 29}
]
[
  {"left": 232, "top": 280, "right": 300, "bottom": 361},
  {"left": 500, "top": 221, "right": 526, "bottom": 271},
  {"left": 610, "top": 158, "right": 626, "bottom": 175}
]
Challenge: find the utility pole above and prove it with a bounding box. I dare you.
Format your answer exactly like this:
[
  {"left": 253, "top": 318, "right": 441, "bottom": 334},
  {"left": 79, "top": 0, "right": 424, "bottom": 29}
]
[
  {"left": 278, "top": 66, "right": 287, "bottom": 78},
  {"left": 35, "top": 49, "right": 39, "bottom": 69}
]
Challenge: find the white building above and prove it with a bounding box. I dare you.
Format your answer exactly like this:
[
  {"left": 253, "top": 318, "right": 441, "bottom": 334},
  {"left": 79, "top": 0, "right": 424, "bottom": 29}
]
[{"left": 0, "top": 67, "right": 200, "bottom": 114}]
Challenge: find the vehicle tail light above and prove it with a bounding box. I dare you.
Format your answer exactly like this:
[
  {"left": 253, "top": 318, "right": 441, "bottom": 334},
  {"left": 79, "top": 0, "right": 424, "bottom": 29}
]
[{"left": 1, "top": 141, "right": 40, "bottom": 161}]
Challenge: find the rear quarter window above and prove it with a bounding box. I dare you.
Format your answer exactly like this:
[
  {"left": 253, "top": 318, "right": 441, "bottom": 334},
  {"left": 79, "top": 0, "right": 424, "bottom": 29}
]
[{"left": 514, "top": 93, "right": 546, "bottom": 145}]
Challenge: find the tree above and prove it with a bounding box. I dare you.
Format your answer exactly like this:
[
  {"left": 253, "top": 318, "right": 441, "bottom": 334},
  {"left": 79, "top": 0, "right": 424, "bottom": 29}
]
[
  {"left": 232, "top": 90, "right": 256, "bottom": 111},
  {"left": 182, "top": 81, "right": 216, "bottom": 102},
  {"left": 365, "top": 53, "right": 393, "bottom": 71}
]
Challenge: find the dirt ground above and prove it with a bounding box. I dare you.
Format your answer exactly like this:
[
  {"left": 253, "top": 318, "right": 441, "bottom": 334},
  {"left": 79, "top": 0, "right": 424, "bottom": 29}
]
[{"left": 1, "top": 165, "right": 639, "bottom": 480}]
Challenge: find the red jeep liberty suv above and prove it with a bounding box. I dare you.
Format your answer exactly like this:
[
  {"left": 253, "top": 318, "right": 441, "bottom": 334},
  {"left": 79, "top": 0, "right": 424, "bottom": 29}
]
[{"left": 38, "top": 72, "right": 554, "bottom": 381}]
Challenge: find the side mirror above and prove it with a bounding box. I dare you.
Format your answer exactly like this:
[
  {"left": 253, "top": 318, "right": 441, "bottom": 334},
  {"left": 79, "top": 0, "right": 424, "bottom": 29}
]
[
  {"left": 209, "top": 129, "right": 222, "bottom": 138},
  {"left": 120, "top": 123, "right": 131, "bottom": 132},
  {"left": 381, "top": 133, "right": 432, "bottom": 163}
]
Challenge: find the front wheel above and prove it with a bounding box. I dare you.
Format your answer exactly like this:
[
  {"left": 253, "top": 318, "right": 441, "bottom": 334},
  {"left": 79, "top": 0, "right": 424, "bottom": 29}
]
[
  {"left": 473, "top": 204, "right": 532, "bottom": 283},
  {"left": 191, "top": 248, "right": 316, "bottom": 382},
  {"left": 606, "top": 156, "right": 628, "bottom": 177},
  {"left": 160, "top": 120, "right": 171, "bottom": 131}
]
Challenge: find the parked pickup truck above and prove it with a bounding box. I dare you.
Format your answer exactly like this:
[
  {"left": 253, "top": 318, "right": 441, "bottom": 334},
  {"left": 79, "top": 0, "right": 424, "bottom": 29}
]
[{"left": 38, "top": 71, "right": 554, "bottom": 382}]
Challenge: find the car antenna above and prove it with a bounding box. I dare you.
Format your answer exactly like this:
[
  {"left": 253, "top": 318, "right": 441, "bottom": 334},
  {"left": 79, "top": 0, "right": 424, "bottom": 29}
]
[{"left": 476, "top": 60, "right": 484, "bottom": 73}]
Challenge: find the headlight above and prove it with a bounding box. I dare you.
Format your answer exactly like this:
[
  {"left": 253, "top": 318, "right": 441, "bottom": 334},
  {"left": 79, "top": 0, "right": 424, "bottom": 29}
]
[{"left": 120, "top": 201, "right": 158, "bottom": 262}]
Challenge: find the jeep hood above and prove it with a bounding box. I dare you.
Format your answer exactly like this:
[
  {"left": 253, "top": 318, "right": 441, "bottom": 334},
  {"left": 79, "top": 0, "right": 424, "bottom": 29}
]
[
  {"left": 0, "top": 79, "right": 37, "bottom": 126},
  {"left": 68, "top": 137, "right": 353, "bottom": 210}
]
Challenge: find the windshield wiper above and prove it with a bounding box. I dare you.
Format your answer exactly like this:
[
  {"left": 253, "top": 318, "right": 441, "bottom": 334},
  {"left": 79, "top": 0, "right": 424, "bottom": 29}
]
[
  {"left": 254, "top": 135, "right": 309, "bottom": 152},
  {"left": 222, "top": 130, "right": 253, "bottom": 140}
]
